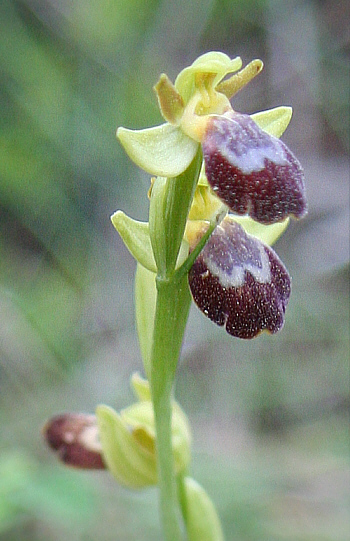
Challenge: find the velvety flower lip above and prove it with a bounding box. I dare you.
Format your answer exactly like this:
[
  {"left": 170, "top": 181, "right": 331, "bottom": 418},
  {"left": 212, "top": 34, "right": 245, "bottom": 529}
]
[
  {"left": 188, "top": 217, "right": 291, "bottom": 339},
  {"left": 202, "top": 112, "right": 308, "bottom": 225},
  {"left": 43, "top": 413, "right": 105, "bottom": 469}
]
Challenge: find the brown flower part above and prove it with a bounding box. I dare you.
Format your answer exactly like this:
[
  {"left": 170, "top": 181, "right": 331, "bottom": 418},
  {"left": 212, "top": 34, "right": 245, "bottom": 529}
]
[
  {"left": 188, "top": 217, "right": 291, "bottom": 339},
  {"left": 43, "top": 413, "right": 105, "bottom": 469},
  {"left": 202, "top": 112, "right": 307, "bottom": 224}
]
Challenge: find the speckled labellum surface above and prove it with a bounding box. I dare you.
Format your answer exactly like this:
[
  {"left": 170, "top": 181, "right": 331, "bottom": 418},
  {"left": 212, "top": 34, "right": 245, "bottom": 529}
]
[
  {"left": 188, "top": 217, "right": 291, "bottom": 339},
  {"left": 202, "top": 112, "right": 307, "bottom": 224}
]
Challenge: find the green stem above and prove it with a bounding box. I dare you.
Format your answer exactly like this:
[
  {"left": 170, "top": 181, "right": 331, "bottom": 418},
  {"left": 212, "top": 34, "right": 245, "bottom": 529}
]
[
  {"left": 148, "top": 150, "right": 202, "bottom": 540},
  {"left": 150, "top": 275, "right": 192, "bottom": 541}
]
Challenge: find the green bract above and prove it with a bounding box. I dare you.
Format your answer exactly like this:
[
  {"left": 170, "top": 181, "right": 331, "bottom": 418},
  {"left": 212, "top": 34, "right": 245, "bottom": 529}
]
[
  {"left": 184, "top": 477, "right": 224, "bottom": 541},
  {"left": 134, "top": 264, "right": 157, "bottom": 373}
]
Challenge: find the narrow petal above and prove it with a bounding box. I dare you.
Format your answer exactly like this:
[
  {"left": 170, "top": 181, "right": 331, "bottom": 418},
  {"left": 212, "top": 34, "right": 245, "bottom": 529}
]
[
  {"left": 202, "top": 112, "right": 307, "bottom": 224},
  {"left": 188, "top": 218, "right": 291, "bottom": 339}
]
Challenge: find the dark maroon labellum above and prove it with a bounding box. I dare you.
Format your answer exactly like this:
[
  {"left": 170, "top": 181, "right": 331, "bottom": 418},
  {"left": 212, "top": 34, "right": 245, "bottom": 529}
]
[
  {"left": 188, "top": 217, "right": 291, "bottom": 339},
  {"left": 43, "top": 413, "right": 105, "bottom": 469},
  {"left": 202, "top": 112, "right": 308, "bottom": 225}
]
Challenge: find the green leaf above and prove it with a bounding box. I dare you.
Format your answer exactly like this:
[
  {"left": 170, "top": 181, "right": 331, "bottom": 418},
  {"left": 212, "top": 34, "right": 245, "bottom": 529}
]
[
  {"left": 251, "top": 106, "right": 293, "bottom": 138},
  {"left": 117, "top": 123, "right": 198, "bottom": 177},
  {"left": 111, "top": 210, "right": 157, "bottom": 272}
]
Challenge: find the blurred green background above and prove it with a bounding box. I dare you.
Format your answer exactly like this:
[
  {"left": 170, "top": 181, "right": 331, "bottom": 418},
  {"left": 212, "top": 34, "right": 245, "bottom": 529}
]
[{"left": 0, "top": 0, "right": 349, "bottom": 540}]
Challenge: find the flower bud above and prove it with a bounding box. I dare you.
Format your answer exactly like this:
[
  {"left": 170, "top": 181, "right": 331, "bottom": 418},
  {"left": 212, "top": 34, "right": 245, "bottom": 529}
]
[
  {"left": 43, "top": 414, "right": 105, "bottom": 469},
  {"left": 95, "top": 374, "right": 191, "bottom": 489}
]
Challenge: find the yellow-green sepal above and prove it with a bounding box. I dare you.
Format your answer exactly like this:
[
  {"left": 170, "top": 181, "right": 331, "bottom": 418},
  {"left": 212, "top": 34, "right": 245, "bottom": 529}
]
[
  {"left": 251, "top": 106, "right": 292, "bottom": 138},
  {"left": 231, "top": 215, "right": 290, "bottom": 246},
  {"left": 111, "top": 210, "right": 156, "bottom": 272},
  {"left": 117, "top": 123, "right": 198, "bottom": 177},
  {"left": 96, "top": 404, "right": 157, "bottom": 488},
  {"left": 184, "top": 477, "right": 224, "bottom": 541}
]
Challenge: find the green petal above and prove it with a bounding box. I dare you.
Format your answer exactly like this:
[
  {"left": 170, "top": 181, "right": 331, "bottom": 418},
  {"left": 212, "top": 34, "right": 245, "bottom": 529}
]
[
  {"left": 251, "top": 106, "right": 292, "bottom": 138},
  {"left": 96, "top": 405, "right": 157, "bottom": 488},
  {"left": 175, "top": 52, "right": 242, "bottom": 104},
  {"left": 111, "top": 210, "right": 156, "bottom": 272},
  {"left": 231, "top": 215, "right": 290, "bottom": 245},
  {"left": 117, "top": 123, "right": 198, "bottom": 177}
]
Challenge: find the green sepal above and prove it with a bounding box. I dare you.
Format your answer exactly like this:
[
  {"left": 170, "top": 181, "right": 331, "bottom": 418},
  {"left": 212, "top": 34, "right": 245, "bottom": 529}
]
[
  {"left": 96, "top": 404, "right": 157, "bottom": 488},
  {"left": 117, "top": 123, "right": 198, "bottom": 177},
  {"left": 183, "top": 477, "right": 224, "bottom": 541},
  {"left": 251, "top": 106, "right": 292, "bottom": 138},
  {"left": 231, "top": 215, "right": 290, "bottom": 246},
  {"left": 111, "top": 210, "right": 157, "bottom": 272}
]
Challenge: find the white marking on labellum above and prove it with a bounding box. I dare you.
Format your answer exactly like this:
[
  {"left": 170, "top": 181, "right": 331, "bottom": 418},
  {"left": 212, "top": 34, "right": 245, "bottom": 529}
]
[
  {"left": 188, "top": 216, "right": 291, "bottom": 339},
  {"left": 79, "top": 425, "right": 103, "bottom": 453},
  {"left": 208, "top": 113, "right": 289, "bottom": 174},
  {"left": 203, "top": 220, "right": 271, "bottom": 289},
  {"left": 202, "top": 111, "right": 308, "bottom": 224}
]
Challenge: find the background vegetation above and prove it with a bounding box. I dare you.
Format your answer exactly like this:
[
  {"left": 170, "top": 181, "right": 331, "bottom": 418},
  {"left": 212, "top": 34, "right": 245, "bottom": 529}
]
[{"left": 0, "top": 0, "right": 349, "bottom": 539}]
